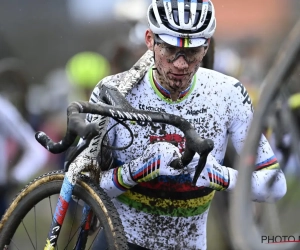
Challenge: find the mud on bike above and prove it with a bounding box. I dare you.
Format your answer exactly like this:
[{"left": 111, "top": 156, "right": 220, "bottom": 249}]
[{"left": 0, "top": 83, "right": 214, "bottom": 250}]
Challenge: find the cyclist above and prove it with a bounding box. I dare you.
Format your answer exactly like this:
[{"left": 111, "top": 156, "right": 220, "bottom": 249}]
[
  {"left": 289, "top": 93, "right": 300, "bottom": 125},
  {"left": 73, "top": 1, "right": 287, "bottom": 249},
  {"left": 0, "top": 94, "right": 47, "bottom": 216},
  {"left": 269, "top": 92, "right": 300, "bottom": 177}
]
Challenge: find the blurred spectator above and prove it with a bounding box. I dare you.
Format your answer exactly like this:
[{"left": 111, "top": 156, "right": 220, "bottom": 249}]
[
  {"left": 0, "top": 58, "right": 30, "bottom": 119},
  {"left": 0, "top": 94, "right": 47, "bottom": 216},
  {"left": 110, "top": 45, "right": 144, "bottom": 74},
  {"left": 238, "top": 37, "right": 266, "bottom": 87},
  {"left": 268, "top": 64, "right": 300, "bottom": 177},
  {"left": 214, "top": 43, "right": 260, "bottom": 109},
  {"left": 26, "top": 51, "right": 111, "bottom": 170},
  {"left": 268, "top": 93, "right": 300, "bottom": 177},
  {"left": 110, "top": 21, "right": 148, "bottom": 74},
  {"left": 66, "top": 51, "right": 111, "bottom": 100},
  {"left": 214, "top": 47, "right": 242, "bottom": 78}
]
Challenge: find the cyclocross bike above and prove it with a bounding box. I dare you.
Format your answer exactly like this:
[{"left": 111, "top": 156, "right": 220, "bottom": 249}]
[
  {"left": 230, "top": 17, "right": 300, "bottom": 250},
  {"left": 0, "top": 82, "right": 214, "bottom": 250}
]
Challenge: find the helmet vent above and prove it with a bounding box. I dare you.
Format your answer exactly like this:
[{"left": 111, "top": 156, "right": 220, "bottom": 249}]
[
  {"left": 159, "top": 8, "right": 212, "bottom": 33},
  {"left": 147, "top": 0, "right": 216, "bottom": 39}
]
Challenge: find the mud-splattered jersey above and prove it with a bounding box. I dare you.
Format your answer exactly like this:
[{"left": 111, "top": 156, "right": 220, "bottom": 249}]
[{"left": 96, "top": 67, "right": 278, "bottom": 250}]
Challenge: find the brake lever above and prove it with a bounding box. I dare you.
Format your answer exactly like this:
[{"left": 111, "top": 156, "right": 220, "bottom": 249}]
[
  {"left": 170, "top": 151, "right": 210, "bottom": 185},
  {"left": 192, "top": 153, "right": 209, "bottom": 186}
]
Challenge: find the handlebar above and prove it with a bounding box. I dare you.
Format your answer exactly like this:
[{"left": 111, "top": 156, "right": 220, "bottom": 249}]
[{"left": 35, "top": 83, "right": 214, "bottom": 185}]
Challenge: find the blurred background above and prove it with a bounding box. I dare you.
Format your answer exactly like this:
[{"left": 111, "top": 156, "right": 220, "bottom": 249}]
[{"left": 0, "top": 0, "right": 300, "bottom": 249}]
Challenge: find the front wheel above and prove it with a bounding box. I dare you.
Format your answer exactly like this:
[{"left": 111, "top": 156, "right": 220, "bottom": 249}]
[{"left": 0, "top": 170, "right": 128, "bottom": 250}]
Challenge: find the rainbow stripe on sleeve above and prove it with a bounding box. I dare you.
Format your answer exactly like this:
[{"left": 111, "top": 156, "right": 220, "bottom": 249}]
[
  {"left": 112, "top": 167, "right": 133, "bottom": 191},
  {"left": 207, "top": 169, "right": 229, "bottom": 190},
  {"left": 255, "top": 155, "right": 280, "bottom": 170},
  {"left": 131, "top": 156, "right": 161, "bottom": 182},
  {"left": 112, "top": 156, "right": 161, "bottom": 191}
]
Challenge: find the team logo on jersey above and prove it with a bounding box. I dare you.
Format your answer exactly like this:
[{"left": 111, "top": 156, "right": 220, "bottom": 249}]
[
  {"left": 186, "top": 108, "right": 207, "bottom": 115},
  {"left": 234, "top": 82, "right": 254, "bottom": 112},
  {"left": 150, "top": 133, "right": 186, "bottom": 153},
  {"left": 139, "top": 104, "right": 166, "bottom": 113}
]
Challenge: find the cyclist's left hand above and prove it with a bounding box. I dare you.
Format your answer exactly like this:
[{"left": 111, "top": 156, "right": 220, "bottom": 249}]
[{"left": 187, "top": 153, "right": 230, "bottom": 190}]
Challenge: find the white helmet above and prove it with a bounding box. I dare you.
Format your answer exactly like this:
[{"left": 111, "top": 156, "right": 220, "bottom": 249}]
[{"left": 147, "top": 0, "right": 216, "bottom": 48}]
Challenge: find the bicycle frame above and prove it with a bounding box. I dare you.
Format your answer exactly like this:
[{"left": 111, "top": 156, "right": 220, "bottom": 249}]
[
  {"left": 44, "top": 140, "right": 94, "bottom": 249},
  {"left": 37, "top": 83, "right": 215, "bottom": 249}
]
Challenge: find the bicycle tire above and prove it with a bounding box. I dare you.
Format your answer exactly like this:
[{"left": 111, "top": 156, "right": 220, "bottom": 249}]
[
  {"left": 0, "top": 170, "right": 128, "bottom": 250},
  {"left": 229, "top": 18, "right": 300, "bottom": 250}
]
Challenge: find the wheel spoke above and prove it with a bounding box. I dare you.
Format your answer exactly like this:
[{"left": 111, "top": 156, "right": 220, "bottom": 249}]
[
  {"left": 22, "top": 220, "right": 36, "bottom": 250},
  {"left": 0, "top": 171, "right": 127, "bottom": 250}
]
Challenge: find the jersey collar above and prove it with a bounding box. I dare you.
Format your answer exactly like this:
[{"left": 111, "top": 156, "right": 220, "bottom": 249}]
[{"left": 149, "top": 67, "right": 196, "bottom": 103}]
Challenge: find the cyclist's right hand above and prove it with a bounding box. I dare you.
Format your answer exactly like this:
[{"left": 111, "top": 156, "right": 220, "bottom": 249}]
[
  {"left": 121, "top": 142, "right": 183, "bottom": 186},
  {"left": 187, "top": 153, "right": 231, "bottom": 190}
]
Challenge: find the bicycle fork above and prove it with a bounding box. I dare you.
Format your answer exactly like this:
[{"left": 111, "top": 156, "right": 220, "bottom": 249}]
[
  {"left": 74, "top": 206, "right": 94, "bottom": 250},
  {"left": 44, "top": 173, "right": 93, "bottom": 250}
]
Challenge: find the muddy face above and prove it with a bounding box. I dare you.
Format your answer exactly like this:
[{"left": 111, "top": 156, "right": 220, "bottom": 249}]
[
  {"left": 153, "top": 43, "right": 206, "bottom": 98},
  {"left": 145, "top": 29, "right": 208, "bottom": 100}
]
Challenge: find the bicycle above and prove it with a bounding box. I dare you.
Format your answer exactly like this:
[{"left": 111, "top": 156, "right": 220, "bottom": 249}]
[
  {"left": 229, "top": 18, "right": 300, "bottom": 250},
  {"left": 0, "top": 78, "right": 215, "bottom": 249}
]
